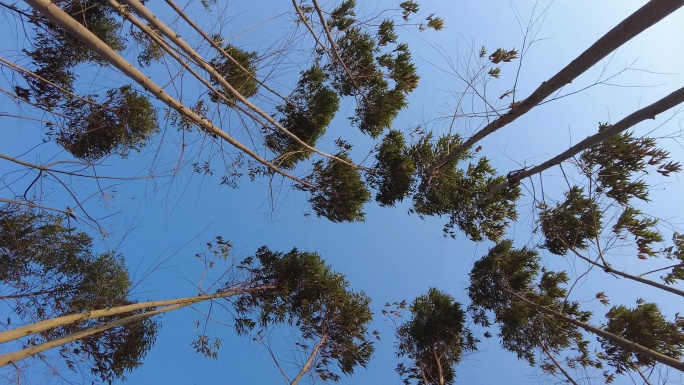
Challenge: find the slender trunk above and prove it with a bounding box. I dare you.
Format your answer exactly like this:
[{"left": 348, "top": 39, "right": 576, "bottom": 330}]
[
  {"left": 122, "top": 0, "right": 355, "bottom": 170},
  {"left": 540, "top": 343, "right": 579, "bottom": 385},
  {"left": 0, "top": 301, "right": 181, "bottom": 367},
  {"left": 509, "top": 289, "right": 684, "bottom": 372},
  {"left": 429, "top": 0, "right": 684, "bottom": 176},
  {"left": 0, "top": 286, "right": 271, "bottom": 344},
  {"left": 290, "top": 334, "right": 327, "bottom": 385},
  {"left": 24, "top": 0, "right": 314, "bottom": 189},
  {"left": 570, "top": 248, "right": 684, "bottom": 298},
  {"left": 478, "top": 86, "right": 684, "bottom": 204},
  {"left": 432, "top": 346, "right": 445, "bottom": 385}
]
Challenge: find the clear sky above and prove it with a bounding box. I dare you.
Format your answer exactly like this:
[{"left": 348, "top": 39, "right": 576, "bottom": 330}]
[{"left": 1, "top": 1, "right": 684, "bottom": 384}]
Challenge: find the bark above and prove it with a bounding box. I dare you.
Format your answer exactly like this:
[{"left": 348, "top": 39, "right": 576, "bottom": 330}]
[
  {"left": 541, "top": 343, "right": 579, "bottom": 385},
  {"left": 510, "top": 290, "right": 684, "bottom": 372},
  {"left": 428, "top": 0, "right": 684, "bottom": 177},
  {"left": 0, "top": 302, "right": 181, "bottom": 368},
  {"left": 0, "top": 286, "right": 271, "bottom": 344},
  {"left": 123, "top": 0, "right": 356, "bottom": 170},
  {"left": 478, "top": 86, "right": 684, "bottom": 204},
  {"left": 290, "top": 333, "right": 327, "bottom": 385},
  {"left": 24, "top": 0, "right": 314, "bottom": 189}
]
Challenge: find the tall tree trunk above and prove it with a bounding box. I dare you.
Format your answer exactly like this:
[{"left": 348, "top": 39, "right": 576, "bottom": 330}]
[
  {"left": 509, "top": 289, "right": 684, "bottom": 372},
  {"left": 24, "top": 0, "right": 314, "bottom": 188},
  {"left": 290, "top": 334, "right": 327, "bottom": 385},
  {"left": 0, "top": 302, "right": 179, "bottom": 367},
  {"left": 428, "top": 0, "right": 684, "bottom": 177},
  {"left": 122, "top": 0, "right": 354, "bottom": 169},
  {"left": 0, "top": 286, "right": 272, "bottom": 344},
  {"left": 478, "top": 86, "right": 684, "bottom": 204}
]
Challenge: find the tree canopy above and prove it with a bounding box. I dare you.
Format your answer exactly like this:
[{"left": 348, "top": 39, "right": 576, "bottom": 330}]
[{"left": 1, "top": 0, "right": 684, "bottom": 384}]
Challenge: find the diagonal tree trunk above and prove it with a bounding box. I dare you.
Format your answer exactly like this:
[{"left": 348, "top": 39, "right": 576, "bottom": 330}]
[
  {"left": 478, "top": 86, "right": 684, "bottom": 204},
  {"left": 24, "top": 0, "right": 315, "bottom": 188},
  {"left": 428, "top": 0, "right": 684, "bottom": 177},
  {"left": 0, "top": 286, "right": 272, "bottom": 345},
  {"left": 122, "top": 0, "right": 356, "bottom": 170},
  {"left": 508, "top": 288, "right": 684, "bottom": 372}
]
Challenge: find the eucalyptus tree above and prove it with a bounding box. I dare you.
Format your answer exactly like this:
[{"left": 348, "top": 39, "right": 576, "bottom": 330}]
[
  {"left": 468, "top": 241, "right": 684, "bottom": 383},
  {"left": 395, "top": 288, "right": 477, "bottom": 385},
  {"left": 0, "top": 219, "right": 375, "bottom": 384},
  {"left": 0, "top": 206, "right": 158, "bottom": 383}
]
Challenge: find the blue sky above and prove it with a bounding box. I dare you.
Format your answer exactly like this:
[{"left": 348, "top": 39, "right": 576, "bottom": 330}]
[{"left": 1, "top": 0, "right": 684, "bottom": 384}]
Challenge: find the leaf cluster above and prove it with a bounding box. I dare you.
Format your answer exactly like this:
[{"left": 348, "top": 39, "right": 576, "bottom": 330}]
[
  {"left": 396, "top": 288, "right": 477, "bottom": 385},
  {"left": 58, "top": 85, "right": 159, "bottom": 160},
  {"left": 301, "top": 152, "right": 371, "bottom": 222},
  {"left": 234, "top": 247, "right": 374, "bottom": 382},
  {"left": 540, "top": 186, "right": 602, "bottom": 255},
  {"left": 600, "top": 302, "right": 684, "bottom": 373},
  {"left": 266, "top": 65, "right": 340, "bottom": 169},
  {"left": 468, "top": 241, "right": 592, "bottom": 367},
  {"left": 209, "top": 44, "right": 259, "bottom": 105}
]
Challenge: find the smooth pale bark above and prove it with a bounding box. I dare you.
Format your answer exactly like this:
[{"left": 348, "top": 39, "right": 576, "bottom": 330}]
[
  {"left": 0, "top": 286, "right": 272, "bottom": 344},
  {"left": 123, "top": 0, "right": 355, "bottom": 170},
  {"left": 290, "top": 334, "right": 327, "bottom": 385},
  {"left": 24, "top": 0, "right": 314, "bottom": 188},
  {"left": 429, "top": 0, "right": 684, "bottom": 176},
  {"left": 0, "top": 302, "right": 181, "bottom": 368},
  {"left": 510, "top": 289, "right": 684, "bottom": 372},
  {"left": 478, "top": 86, "right": 684, "bottom": 204}
]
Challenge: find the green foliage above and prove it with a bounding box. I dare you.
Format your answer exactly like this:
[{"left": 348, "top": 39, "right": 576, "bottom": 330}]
[
  {"left": 58, "top": 85, "right": 159, "bottom": 160},
  {"left": 328, "top": 0, "right": 356, "bottom": 31},
  {"left": 411, "top": 134, "right": 520, "bottom": 241},
  {"left": 266, "top": 66, "right": 339, "bottom": 168},
  {"left": 330, "top": 27, "right": 378, "bottom": 96},
  {"left": 581, "top": 124, "right": 682, "bottom": 204},
  {"left": 396, "top": 288, "right": 477, "bottom": 385},
  {"left": 426, "top": 16, "right": 444, "bottom": 31},
  {"left": 400, "top": 1, "right": 419, "bottom": 21},
  {"left": 612, "top": 206, "right": 663, "bottom": 258},
  {"left": 328, "top": 19, "right": 418, "bottom": 137},
  {"left": 301, "top": 153, "right": 371, "bottom": 222},
  {"left": 600, "top": 302, "right": 684, "bottom": 373},
  {"left": 24, "top": 0, "right": 125, "bottom": 108},
  {"left": 468, "top": 241, "right": 593, "bottom": 367},
  {"left": 209, "top": 44, "right": 259, "bottom": 105},
  {"left": 488, "top": 48, "right": 518, "bottom": 64},
  {"left": 234, "top": 247, "right": 374, "bottom": 382},
  {"left": 663, "top": 232, "right": 684, "bottom": 284},
  {"left": 0, "top": 206, "right": 158, "bottom": 383},
  {"left": 378, "top": 20, "right": 397, "bottom": 46},
  {"left": 369, "top": 130, "right": 415, "bottom": 206},
  {"left": 539, "top": 186, "right": 602, "bottom": 255},
  {"left": 130, "top": 26, "right": 165, "bottom": 67}
]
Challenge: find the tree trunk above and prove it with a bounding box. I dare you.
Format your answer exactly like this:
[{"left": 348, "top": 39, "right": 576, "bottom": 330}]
[
  {"left": 24, "top": 0, "right": 314, "bottom": 188},
  {"left": 429, "top": 0, "right": 684, "bottom": 176},
  {"left": 510, "top": 290, "right": 684, "bottom": 372},
  {"left": 0, "top": 302, "right": 180, "bottom": 367},
  {"left": 123, "top": 0, "right": 354, "bottom": 169},
  {"left": 478, "top": 86, "right": 684, "bottom": 204}
]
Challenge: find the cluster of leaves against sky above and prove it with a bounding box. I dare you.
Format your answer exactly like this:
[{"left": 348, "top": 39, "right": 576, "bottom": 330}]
[{"left": 2, "top": 0, "right": 684, "bottom": 384}]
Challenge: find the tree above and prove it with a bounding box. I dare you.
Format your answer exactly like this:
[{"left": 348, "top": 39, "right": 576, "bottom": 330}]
[
  {"left": 3, "top": 0, "right": 684, "bottom": 383},
  {"left": 0, "top": 227, "right": 374, "bottom": 384},
  {"left": 0, "top": 206, "right": 158, "bottom": 383},
  {"left": 395, "top": 288, "right": 477, "bottom": 385}
]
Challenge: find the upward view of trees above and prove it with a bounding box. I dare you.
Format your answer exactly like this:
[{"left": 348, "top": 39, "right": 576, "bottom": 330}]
[{"left": 1, "top": 0, "right": 684, "bottom": 384}]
